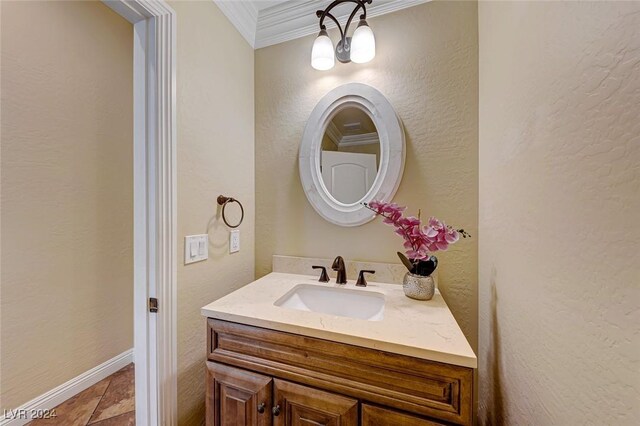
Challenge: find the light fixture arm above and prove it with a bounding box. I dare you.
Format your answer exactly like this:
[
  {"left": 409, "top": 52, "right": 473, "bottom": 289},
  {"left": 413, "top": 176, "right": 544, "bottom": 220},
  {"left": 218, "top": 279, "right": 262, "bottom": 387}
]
[{"left": 316, "top": 0, "right": 372, "bottom": 46}]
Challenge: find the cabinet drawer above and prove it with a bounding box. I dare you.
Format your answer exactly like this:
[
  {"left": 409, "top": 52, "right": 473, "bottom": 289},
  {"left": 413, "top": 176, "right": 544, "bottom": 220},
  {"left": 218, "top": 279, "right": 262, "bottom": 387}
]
[
  {"left": 208, "top": 319, "right": 473, "bottom": 425},
  {"left": 361, "top": 404, "right": 445, "bottom": 426}
]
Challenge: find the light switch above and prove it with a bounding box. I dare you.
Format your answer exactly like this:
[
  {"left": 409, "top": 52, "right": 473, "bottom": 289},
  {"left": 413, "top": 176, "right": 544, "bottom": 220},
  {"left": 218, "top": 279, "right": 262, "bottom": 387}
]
[{"left": 184, "top": 234, "right": 208, "bottom": 264}]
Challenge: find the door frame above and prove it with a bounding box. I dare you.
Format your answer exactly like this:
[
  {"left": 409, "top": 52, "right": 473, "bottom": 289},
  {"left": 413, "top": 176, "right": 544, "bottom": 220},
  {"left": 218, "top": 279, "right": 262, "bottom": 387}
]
[{"left": 102, "top": 1, "right": 177, "bottom": 424}]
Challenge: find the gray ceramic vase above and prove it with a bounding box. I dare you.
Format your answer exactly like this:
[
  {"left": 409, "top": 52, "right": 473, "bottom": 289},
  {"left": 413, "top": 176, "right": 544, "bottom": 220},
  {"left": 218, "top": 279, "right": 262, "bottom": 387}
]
[{"left": 403, "top": 272, "right": 435, "bottom": 300}]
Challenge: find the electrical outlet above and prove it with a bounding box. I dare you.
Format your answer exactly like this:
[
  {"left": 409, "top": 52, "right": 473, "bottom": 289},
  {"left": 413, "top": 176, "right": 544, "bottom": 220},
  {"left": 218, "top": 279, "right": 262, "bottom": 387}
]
[
  {"left": 184, "top": 234, "right": 208, "bottom": 264},
  {"left": 229, "top": 230, "right": 240, "bottom": 253}
]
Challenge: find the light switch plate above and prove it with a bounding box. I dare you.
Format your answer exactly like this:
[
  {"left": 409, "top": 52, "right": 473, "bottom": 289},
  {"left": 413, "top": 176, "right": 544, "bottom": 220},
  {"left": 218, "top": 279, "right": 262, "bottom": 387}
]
[
  {"left": 184, "top": 234, "right": 208, "bottom": 264},
  {"left": 229, "top": 230, "right": 240, "bottom": 253}
]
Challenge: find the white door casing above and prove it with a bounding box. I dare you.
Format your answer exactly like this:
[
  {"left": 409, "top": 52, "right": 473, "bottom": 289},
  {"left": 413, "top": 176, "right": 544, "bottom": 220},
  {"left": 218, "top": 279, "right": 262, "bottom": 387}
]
[{"left": 102, "top": 1, "right": 177, "bottom": 425}]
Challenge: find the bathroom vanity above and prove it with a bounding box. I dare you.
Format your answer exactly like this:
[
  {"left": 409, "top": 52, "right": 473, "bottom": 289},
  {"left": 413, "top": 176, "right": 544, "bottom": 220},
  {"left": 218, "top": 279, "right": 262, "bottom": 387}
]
[
  {"left": 201, "top": 79, "right": 476, "bottom": 425},
  {"left": 201, "top": 272, "right": 476, "bottom": 425}
]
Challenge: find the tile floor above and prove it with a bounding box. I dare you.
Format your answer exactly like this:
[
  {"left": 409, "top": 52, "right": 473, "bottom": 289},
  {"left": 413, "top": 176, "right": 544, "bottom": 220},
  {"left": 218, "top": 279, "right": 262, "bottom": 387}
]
[{"left": 28, "top": 363, "right": 135, "bottom": 426}]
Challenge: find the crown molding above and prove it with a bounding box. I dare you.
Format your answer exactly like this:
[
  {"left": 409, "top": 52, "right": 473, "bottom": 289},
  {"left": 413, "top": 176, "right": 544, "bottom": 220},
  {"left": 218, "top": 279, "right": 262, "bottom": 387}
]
[
  {"left": 213, "top": 0, "right": 259, "bottom": 48},
  {"left": 255, "top": 0, "right": 430, "bottom": 49},
  {"left": 212, "top": 0, "right": 431, "bottom": 50},
  {"left": 326, "top": 121, "right": 342, "bottom": 146},
  {"left": 340, "top": 132, "right": 379, "bottom": 147},
  {"left": 325, "top": 121, "right": 379, "bottom": 147}
]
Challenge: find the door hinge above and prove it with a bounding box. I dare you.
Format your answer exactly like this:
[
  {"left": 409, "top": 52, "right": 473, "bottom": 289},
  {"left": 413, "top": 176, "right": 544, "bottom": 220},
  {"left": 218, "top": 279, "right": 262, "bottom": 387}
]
[{"left": 149, "top": 297, "right": 158, "bottom": 313}]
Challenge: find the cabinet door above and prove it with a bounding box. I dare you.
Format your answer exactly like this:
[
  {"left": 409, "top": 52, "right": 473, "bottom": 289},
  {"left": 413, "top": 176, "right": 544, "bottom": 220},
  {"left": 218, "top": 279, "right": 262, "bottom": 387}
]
[
  {"left": 361, "top": 404, "right": 445, "bottom": 426},
  {"left": 273, "top": 379, "right": 357, "bottom": 426},
  {"left": 206, "top": 362, "right": 273, "bottom": 426}
]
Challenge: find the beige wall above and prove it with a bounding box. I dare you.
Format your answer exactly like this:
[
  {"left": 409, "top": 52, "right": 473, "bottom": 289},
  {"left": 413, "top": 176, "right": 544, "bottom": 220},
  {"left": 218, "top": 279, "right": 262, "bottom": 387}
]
[
  {"left": 170, "top": 1, "right": 255, "bottom": 424},
  {"left": 255, "top": 1, "right": 479, "bottom": 350},
  {"left": 478, "top": 1, "right": 640, "bottom": 424},
  {"left": 1, "top": 0, "right": 133, "bottom": 410}
]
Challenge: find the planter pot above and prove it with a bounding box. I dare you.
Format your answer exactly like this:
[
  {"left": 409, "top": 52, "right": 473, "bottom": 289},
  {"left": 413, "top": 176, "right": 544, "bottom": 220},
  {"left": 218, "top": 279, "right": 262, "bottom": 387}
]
[{"left": 403, "top": 272, "right": 435, "bottom": 300}]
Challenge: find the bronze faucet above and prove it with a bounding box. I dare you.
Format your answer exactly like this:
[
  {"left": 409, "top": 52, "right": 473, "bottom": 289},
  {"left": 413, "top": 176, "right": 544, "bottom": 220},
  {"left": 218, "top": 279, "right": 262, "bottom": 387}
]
[
  {"left": 332, "top": 256, "right": 347, "bottom": 284},
  {"left": 356, "top": 270, "right": 376, "bottom": 287},
  {"left": 312, "top": 265, "right": 330, "bottom": 282}
]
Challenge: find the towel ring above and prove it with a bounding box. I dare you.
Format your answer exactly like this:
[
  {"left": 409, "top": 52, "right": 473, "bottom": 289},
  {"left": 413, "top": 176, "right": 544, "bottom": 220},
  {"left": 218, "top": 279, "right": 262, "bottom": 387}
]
[{"left": 217, "top": 195, "right": 244, "bottom": 228}]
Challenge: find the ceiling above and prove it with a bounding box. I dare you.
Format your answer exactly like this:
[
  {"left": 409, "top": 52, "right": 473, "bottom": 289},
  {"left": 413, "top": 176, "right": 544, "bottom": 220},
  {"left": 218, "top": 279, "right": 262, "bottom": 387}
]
[
  {"left": 332, "top": 107, "right": 377, "bottom": 135},
  {"left": 325, "top": 107, "right": 379, "bottom": 148},
  {"left": 213, "top": 0, "right": 430, "bottom": 49},
  {"left": 254, "top": 1, "right": 289, "bottom": 11}
]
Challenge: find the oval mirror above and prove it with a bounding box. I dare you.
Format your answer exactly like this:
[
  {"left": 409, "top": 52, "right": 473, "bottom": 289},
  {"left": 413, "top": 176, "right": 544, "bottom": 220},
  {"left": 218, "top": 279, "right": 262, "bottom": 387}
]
[{"left": 299, "top": 83, "right": 405, "bottom": 226}]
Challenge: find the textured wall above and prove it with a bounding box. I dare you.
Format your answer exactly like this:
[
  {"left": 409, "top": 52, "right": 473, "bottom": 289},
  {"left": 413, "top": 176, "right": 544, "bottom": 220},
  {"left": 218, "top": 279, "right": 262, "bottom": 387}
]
[
  {"left": 170, "top": 1, "right": 255, "bottom": 424},
  {"left": 1, "top": 1, "right": 133, "bottom": 410},
  {"left": 255, "top": 1, "right": 479, "bottom": 350},
  {"left": 478, "top": 1, "right": 640, "bottom": 424}
]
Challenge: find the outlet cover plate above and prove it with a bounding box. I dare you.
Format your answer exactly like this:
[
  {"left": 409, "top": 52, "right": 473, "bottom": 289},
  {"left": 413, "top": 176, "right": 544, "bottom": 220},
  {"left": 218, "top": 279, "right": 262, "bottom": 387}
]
[{"left": 229, "top": 230, "right": 240, "bottom": 253}]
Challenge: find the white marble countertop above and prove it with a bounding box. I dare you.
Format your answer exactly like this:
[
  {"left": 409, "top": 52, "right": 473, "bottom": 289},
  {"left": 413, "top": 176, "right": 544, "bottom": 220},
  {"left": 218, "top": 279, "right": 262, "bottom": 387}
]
[{"left": 201, "top": 272, "right": 477, "bottom": 369}]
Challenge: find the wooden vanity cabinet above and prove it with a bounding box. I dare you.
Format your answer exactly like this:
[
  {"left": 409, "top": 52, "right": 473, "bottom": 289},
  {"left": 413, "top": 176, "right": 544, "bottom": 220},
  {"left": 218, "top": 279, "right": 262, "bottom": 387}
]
[{"left": 206, "top": 319, "right": 473, "bottom": 426}]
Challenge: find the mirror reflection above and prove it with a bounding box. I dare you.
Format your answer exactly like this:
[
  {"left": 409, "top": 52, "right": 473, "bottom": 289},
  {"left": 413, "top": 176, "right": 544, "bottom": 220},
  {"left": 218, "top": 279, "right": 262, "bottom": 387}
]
[{"left": 320, "top": 106, "right": 380, "bottom": 204}]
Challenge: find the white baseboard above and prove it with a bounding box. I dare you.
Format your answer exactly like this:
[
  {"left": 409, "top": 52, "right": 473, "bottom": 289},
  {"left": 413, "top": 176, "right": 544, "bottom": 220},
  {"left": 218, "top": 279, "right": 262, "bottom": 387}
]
[{"left": 1, "top": 349, "right": 133, "bottom": 426}]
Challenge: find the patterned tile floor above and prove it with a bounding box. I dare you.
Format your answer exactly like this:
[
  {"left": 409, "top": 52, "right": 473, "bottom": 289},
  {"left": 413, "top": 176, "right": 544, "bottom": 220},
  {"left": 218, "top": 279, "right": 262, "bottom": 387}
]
[{"left": 28, "top": 363, "right": 135, "bottom": 426}]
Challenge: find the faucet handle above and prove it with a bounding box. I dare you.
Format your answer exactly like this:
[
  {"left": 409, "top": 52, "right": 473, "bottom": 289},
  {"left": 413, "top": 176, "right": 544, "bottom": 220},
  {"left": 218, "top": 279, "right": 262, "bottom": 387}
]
[
  {"left": 312, "top": 266, "right": 329, "bottom": 282},
  {"left": 356, "top": 270, "right": 375, "bottom": 287}
]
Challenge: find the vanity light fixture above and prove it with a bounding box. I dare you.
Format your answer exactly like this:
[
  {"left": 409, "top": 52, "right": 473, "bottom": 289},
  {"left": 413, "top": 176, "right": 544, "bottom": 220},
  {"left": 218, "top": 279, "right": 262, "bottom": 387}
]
[{"left": 311, "top": 0, "right": 376, "bottom": 70}]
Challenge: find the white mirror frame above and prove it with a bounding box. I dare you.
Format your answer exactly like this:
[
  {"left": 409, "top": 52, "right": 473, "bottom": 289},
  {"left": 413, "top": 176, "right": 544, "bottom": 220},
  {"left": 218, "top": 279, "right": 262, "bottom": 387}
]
[{"left": 299, "top": 83, "right": 405, "bottom": 226}]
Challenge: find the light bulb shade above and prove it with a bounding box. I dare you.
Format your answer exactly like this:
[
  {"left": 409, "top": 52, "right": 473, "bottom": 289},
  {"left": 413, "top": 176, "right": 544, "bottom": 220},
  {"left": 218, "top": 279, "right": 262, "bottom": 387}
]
[
  {"left": 350, "top": 20, "right": 375, "bottom": 64},
  {"left": 311, "top": 30, "right": 335, "bottom": 70}
]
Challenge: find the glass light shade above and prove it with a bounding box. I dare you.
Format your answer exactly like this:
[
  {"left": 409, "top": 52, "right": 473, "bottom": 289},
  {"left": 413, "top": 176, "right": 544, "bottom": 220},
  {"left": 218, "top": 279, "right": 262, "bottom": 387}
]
[
  {"left": 311, "top": 31, "right": 335, "bottom": 70},
  {"left": 350, "top": 21, "right": 375, "bottom": 64}
]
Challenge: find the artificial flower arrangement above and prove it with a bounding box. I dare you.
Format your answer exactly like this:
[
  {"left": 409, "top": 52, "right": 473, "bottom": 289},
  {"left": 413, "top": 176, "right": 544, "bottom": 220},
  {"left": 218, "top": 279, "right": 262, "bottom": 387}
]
[{"left": 364, "top": 200, "right": 470, "bottom": 278}]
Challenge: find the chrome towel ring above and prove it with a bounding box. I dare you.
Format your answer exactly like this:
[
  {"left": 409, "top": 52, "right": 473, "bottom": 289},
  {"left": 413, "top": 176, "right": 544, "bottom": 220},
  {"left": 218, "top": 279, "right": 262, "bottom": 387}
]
[{"left": 217, "top": 195, "right": 244, "bottom": 228}]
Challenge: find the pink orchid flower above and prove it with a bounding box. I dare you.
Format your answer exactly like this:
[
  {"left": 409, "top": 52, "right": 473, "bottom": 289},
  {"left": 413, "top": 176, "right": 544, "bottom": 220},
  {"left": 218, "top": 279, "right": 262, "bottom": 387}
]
[{"left": 364, "top": 201, "right": 469, "bottom": 265}]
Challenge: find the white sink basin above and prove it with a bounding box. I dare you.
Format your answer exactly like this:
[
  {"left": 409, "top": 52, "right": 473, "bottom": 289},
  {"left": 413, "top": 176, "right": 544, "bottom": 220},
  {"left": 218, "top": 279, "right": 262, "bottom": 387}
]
[{"left": 274, "top": 284, "right": 385, "bottom": 321}]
